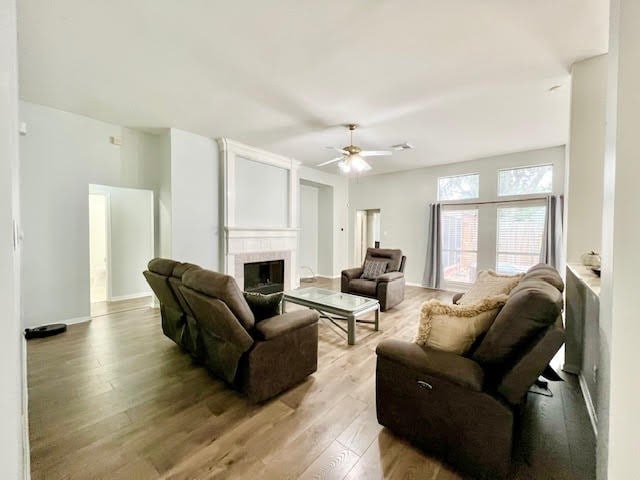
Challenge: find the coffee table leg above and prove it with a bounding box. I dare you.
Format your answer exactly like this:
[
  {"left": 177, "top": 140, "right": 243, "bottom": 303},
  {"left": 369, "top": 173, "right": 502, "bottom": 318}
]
[
  {"left": 348, "top": 314, "right": 356, "bottom": 345},
  {"left": 375, "top": 305, "right": 379, "bottom": 331},
  {"left": 282, "top": 299, "right": 287, "bottom": 313}
]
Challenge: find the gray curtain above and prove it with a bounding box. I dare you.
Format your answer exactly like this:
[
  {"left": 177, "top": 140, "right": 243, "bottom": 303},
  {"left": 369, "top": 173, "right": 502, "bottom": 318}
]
[
  {"left": 423, "top": 203, "right": 442, "bottom": 288},
  {"left": 541, "top": 195, "right": 564, "bottom": 268}
]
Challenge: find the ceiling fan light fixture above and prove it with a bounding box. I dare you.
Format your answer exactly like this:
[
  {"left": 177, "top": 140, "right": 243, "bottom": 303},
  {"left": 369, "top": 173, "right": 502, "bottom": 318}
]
[
  {"left": 338, "top": 160, "right": 351, "bottom": 173},
  {"left": 351, "top": 155, "right": 370, "bottom": 172}
]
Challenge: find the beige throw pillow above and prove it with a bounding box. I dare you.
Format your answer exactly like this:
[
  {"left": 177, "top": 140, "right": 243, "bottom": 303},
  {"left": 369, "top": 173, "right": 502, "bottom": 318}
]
[
  {"left": 458, "top": 270, "right": 523, "bottom": 305},
  {"left": 415, "top": 294, "right": 508, "bottom": 354}
]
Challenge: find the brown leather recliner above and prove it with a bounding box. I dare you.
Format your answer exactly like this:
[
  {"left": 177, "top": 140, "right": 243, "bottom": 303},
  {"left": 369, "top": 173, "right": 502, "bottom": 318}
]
[
  {"left": 143, "top": 258, "right": 185, "bottom": 346},
  {"left": 180, "top": 268, "right": 319, "bottom": 402},
  {"left": 167, "top": 261, "right": 202, "bottom": 358},
  {"left": 341, "top": 248, "right": 406, "bottom": 311},
  {"left": 375, "top": 264, "right": 566, "bottom": 479},
  {"left": 143, "top": 258, "right": 202, "bottom": 357}
]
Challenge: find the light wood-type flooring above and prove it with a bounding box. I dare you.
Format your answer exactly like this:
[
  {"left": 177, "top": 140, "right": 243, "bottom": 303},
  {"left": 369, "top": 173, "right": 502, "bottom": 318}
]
[{"left": 27, "top": 279, "right": 595, "bottom": 479}]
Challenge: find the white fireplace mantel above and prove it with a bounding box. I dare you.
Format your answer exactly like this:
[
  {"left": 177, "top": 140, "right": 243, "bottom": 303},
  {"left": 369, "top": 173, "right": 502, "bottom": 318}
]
[{"left": 218, "top": 138, "right": 301, "bottom": 289}]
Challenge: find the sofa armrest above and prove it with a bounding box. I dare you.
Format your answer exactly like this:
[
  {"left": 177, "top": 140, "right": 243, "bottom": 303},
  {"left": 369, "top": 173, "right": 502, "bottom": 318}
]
[
  {"left": 255, "top": 310, "right": 319, "bottom": 340},
  {"left": 342, "top": 267, "right": 363, "bottom": 280},
  {"left": 452, "top": 292, "right": 464, "bottom": 304},
  {"left": 376, "top": 271, "right": 404, "bottom": 283},
  {"left": 376, "top": 339, "right": 484, "bottom": 391}
]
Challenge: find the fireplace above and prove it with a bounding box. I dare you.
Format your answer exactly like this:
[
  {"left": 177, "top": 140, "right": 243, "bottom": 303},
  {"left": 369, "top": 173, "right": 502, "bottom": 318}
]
[{"left": 244, "top": 259, "right": 285, "bottom": 294}]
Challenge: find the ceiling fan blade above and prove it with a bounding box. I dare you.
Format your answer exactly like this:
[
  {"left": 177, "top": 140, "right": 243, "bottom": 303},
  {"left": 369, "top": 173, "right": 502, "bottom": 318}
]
[
  {"left": 360, "top": 150, "right": 392, "bottom": 157},
  {"left": 326, "top": 146, "right": 349, "bottom": 155},
  {"left": 317, "top": 156, "right": 344, "bottom": 167}
]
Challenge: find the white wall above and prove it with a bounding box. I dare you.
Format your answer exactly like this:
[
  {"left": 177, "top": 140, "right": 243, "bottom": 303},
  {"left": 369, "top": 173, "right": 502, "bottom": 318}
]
[
  {"left": 317, "top": 185, "right": 333, "bottom": 277},
  {"left": 299, "top": 183, "right": 319, "bottom": 275},
  {"left": 235, "top": 156, "right": 289, "bottom": 228},
  {"left": 348, "top": 146, "right": 566, "bottom": 285},
  {"left": 170, "top": 128, "right": 219, "bottom": 270},
  {"left": 299, "top": 166, "right": 349, "bottom": 277},
  {"left": 565, "top": 55, "right": 607, "bottom": 264},
  {"left": 19, "top": 102, "right": 169, "bottom": 327},
  {"left": 121, "top": 127, "right": 172, "bottom": 259},
  {"left": 599, "top": 1, "right": 640, "bottom": 477},
  {"left": 89, "top": 185, "right": 154, "bottom": 300},
  {"left": 0, "top": 0, "right": 26, "bottom": 476}
]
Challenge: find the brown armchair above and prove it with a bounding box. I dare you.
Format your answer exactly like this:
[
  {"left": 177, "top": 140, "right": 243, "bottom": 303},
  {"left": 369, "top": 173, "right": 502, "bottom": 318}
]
[
  {"left": 342, "top": 248, "right": 406, "bottom": 311},
  {"left": 375, "top": 264, "right": 566, "bottom": 479},
  {"left": 180, "top": 268, "right": 319, "bottom": 402}
]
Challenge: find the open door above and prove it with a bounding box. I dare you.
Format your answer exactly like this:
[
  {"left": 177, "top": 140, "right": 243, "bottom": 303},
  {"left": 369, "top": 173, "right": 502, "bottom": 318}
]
[{"left": 89, "top": 193, "right": 108, "bottom": 303}]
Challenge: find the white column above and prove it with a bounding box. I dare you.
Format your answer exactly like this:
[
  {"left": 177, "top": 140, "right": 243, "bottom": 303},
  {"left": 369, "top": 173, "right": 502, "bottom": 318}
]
[
  {"left": 564, "top": 55, "right": 607, "bottom": 264},
  {"left": 0, "top": 0, "right": 26, "bottom": 477},
  {"left": 599, "top": 0, "right": 640, "bottom": 478}
]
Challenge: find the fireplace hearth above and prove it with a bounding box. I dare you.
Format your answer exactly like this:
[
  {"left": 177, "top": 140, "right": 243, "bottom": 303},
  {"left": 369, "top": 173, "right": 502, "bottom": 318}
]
[{"left": 244, "top": 259, "right": 285, "bottom": 294}]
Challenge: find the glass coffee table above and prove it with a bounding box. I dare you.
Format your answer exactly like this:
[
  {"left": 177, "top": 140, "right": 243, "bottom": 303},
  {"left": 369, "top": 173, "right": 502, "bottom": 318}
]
[{"left": 283, "top": 287, "right": 380, "bottom": 345}]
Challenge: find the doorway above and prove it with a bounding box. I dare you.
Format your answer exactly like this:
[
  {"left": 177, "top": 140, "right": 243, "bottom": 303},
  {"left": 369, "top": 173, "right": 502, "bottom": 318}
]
[
  {"left": 298, "top": 180, "right": 334, "bottom": 280},
  {"left": 89, "top": 193, "right": 109, "bottom": 303},
  {"left": 89, "top": 184, "right": 155, "bottom": 317},
  {"left": 355, "top": 209, "right": 381, "bottom": 264}
]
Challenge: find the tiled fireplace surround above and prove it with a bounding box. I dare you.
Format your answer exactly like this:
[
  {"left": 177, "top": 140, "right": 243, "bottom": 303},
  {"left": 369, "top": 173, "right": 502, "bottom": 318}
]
[{"left": 225, "top": 228, "right": 299, "bottom": 291}]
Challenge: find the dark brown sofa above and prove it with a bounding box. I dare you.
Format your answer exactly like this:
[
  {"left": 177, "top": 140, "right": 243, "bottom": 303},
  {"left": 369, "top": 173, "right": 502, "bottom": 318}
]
[
  {"left": 341, "top": 248, "right": 406, "bottom": 311},
  {"left": 143, "top": 258, "right": 186, "bottom": 347},
  {"left": 375, "top": 264, "right": 566, "bottom": 479},
  {"left": 143, "top": 258, "right": 202, "bottom": 357},
  {"left": 180, "top": 268, "right": 319, "bottom": 402}
]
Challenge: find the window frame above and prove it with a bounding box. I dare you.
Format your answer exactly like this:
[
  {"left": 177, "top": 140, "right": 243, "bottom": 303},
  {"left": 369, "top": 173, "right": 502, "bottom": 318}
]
[
  {"left": 437, "top": 172, "right": 480, "bottom": 202},
  {"left": 496, "top": 163, "right": 553, "bottom": 198}
]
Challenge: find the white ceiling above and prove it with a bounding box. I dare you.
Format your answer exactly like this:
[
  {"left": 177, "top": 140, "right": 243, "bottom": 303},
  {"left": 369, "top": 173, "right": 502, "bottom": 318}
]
[{"left": 17, "top": 0, "right": 608, "bottom": 175}]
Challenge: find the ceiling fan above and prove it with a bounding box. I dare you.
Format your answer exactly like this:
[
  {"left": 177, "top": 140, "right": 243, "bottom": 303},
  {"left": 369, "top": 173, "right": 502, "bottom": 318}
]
[{"left": 317, "top": 124, "right": 411, "bottom": 174}]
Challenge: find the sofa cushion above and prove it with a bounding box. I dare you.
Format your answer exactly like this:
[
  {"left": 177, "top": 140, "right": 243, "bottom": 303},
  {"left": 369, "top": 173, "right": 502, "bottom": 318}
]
[
  {"left": 349, "top": 278, "right": 377, "bottom": 296},
  {"left": 524, "top": 264, "right": 564, "bottom": 292},
  {"left": 415, "top": 295, "right": 508, "bottom": 355},
  {"left": 148, "top": 258, "right": 178, "bottom": 277},
  {"left": 183, "top": 269, "right": 255, "bottom": 330},
  {"left": 472, "top": 278, "right": 563, "bottom": 367},
  {"left": 243, "top": 291, "right": 283, "bottom": 322},
  {"left": 365, "top": 248, "right": 403, "bottom": 272},
  {"left": 254, "top": 310, "right": 319, "bottom": 340},
  {"left": 362, "top": 259, "right": 388, "bottom": 280},
  {"left": 458, "top": 270, "right": 523, "bottom": 305},
  {"left": 172, "top": 262, "right": 201, "bottom": 279}
]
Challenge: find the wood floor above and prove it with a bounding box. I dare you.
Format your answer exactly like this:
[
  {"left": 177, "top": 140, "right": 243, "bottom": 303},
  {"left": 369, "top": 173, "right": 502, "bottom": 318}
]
[
  {"left": 90, "top": 295, "right": 154, "bottom": 317},
  {"left": 27, "top": 279, "right": 595, "bottom": 479}
]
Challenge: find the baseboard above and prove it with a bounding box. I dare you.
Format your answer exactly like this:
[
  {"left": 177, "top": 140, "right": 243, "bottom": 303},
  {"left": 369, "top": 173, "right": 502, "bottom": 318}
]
[
  {"left": 22, "top": 337, "right": 31, "bottom": 480},
  {"left": 578, "top": 372, "right": 598, "bottom": 437},
  {"left": 316, "top": 275, "right": 340, "bottom": 279},
  {"left": 562, "top": 363, "right": 580, "bottom": 375},
  {"left": 405, "top": 281, "right": 424, "bottom": 287},
  {"left": 109, "top": 291, "right": 152, "bottom": 302},
  {"left": 63, "top": 316, "right": 92, "bottom": 326}
]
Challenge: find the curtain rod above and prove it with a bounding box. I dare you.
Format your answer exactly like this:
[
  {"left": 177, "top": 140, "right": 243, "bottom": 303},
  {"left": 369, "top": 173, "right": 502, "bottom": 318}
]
[{"left": 436, "top": 195, "right": 556, "bottom": 207}]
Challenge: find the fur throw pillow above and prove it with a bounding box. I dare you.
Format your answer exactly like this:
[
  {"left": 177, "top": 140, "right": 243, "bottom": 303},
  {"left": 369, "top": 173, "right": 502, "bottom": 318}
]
[
  {"left": 415, "top": 294, "right": 508, "bottom": 354},
  {"left": 458, "top": 270, "right": 523, "bottom": 305}
]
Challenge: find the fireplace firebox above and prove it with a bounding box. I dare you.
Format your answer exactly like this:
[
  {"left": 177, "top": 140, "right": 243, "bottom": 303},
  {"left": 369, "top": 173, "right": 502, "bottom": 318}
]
[{"left": 243, "top": 259, "right": 285, "bottom": 294}]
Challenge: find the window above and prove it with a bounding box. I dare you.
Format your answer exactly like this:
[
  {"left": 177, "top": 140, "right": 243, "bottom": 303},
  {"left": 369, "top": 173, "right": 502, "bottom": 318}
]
[
  {"left": 438, "top": 174, "right": 479, "bottom": 201},
  {"left": 441, "top": 208, "right": 478, "bottom": 284},
  {"left": 496, "top": 204, "right": 546, "bottom": 274},
  {"left": 498, "top": 165, "right": 552, "bottom": 196}
]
